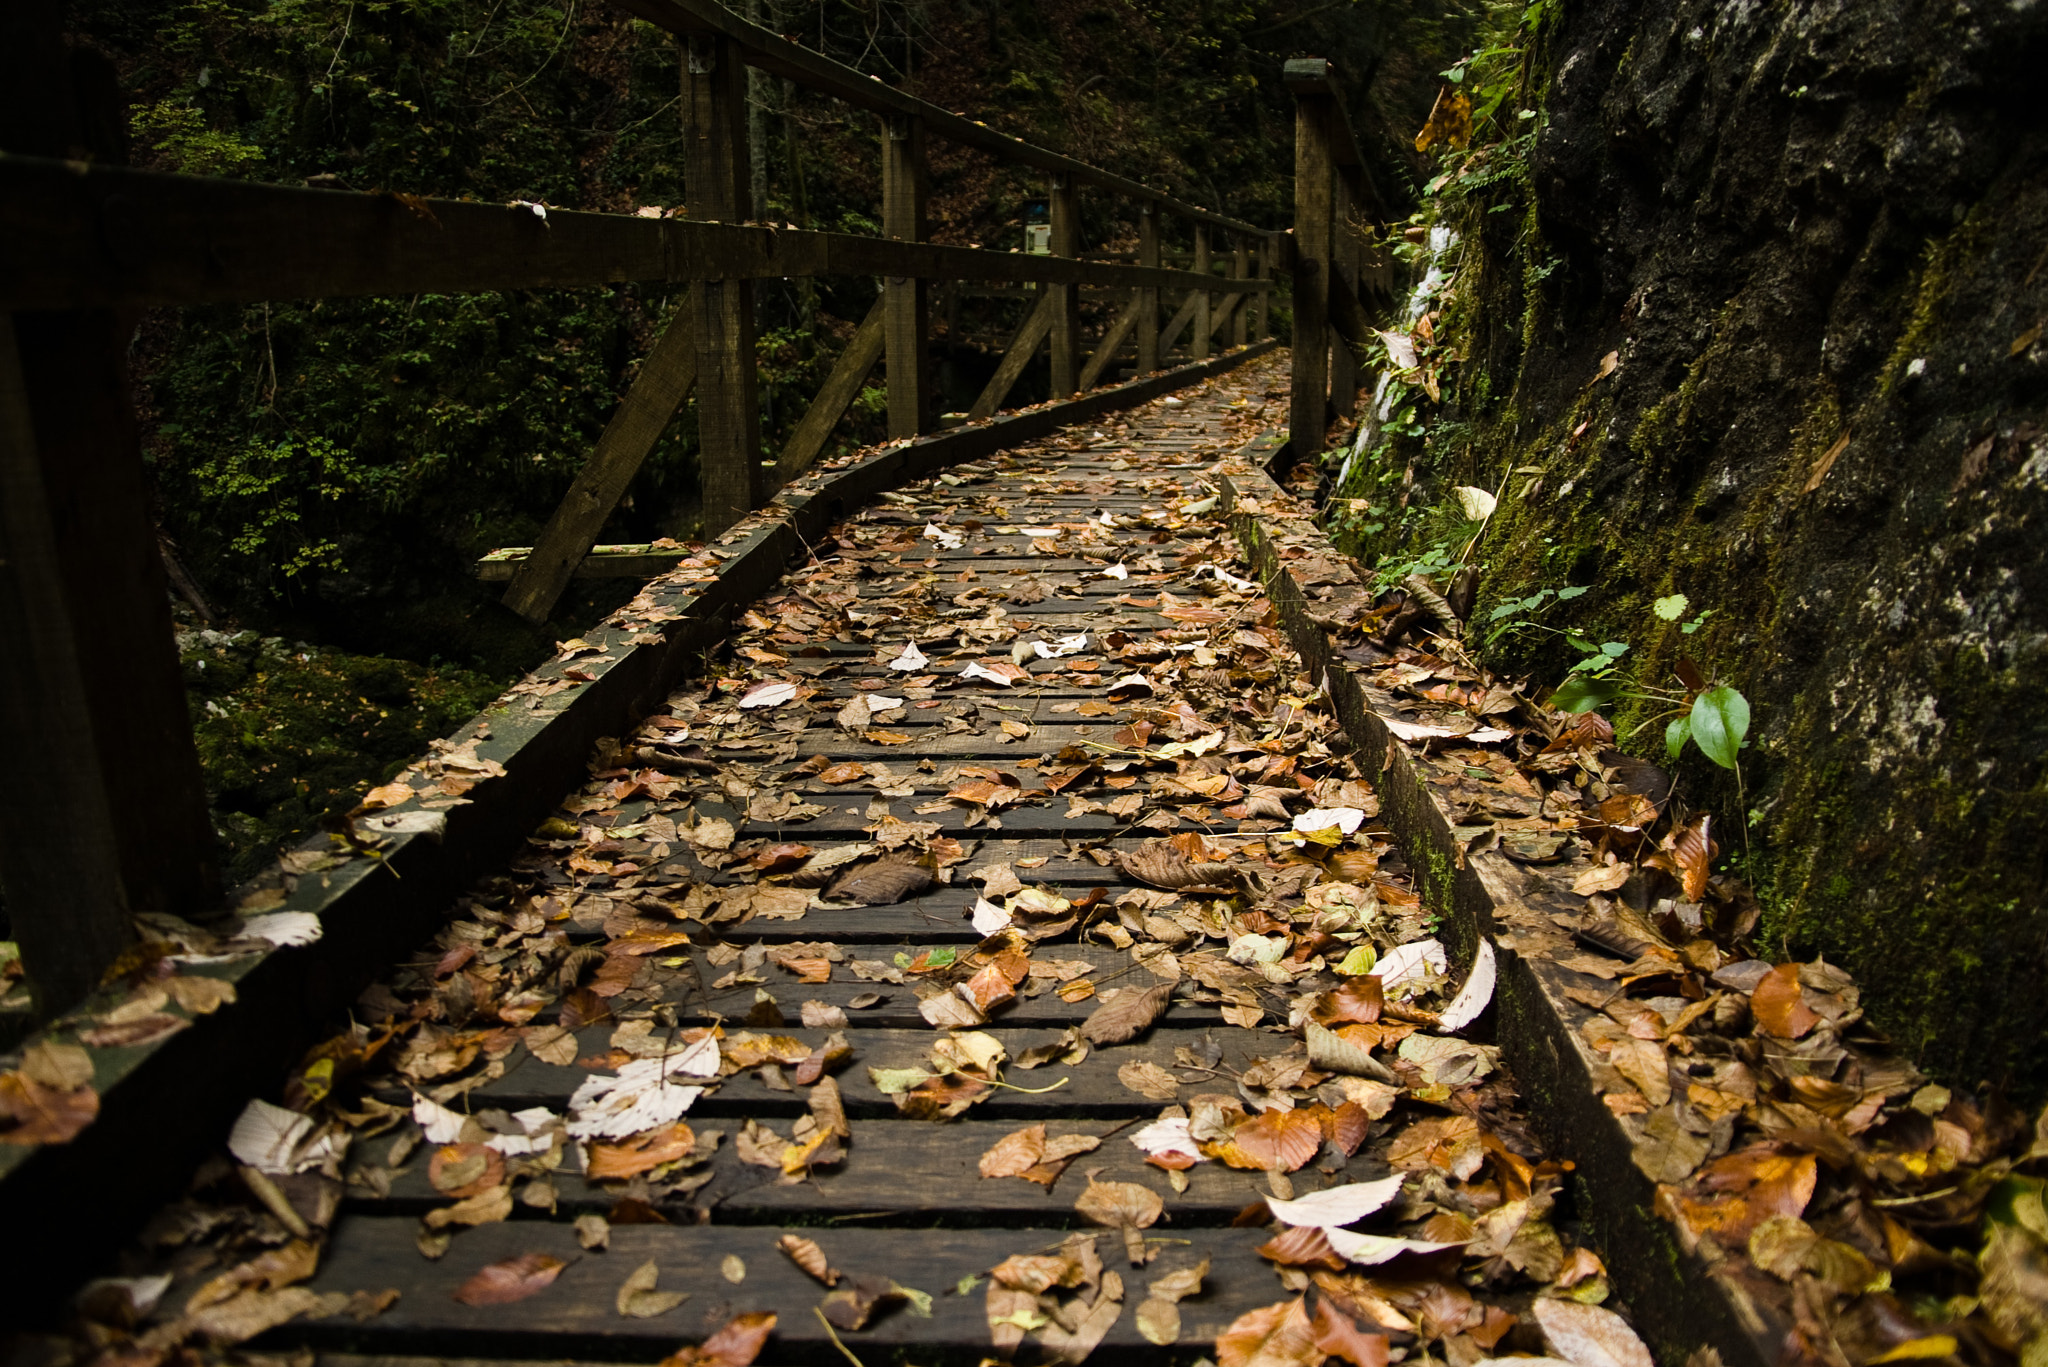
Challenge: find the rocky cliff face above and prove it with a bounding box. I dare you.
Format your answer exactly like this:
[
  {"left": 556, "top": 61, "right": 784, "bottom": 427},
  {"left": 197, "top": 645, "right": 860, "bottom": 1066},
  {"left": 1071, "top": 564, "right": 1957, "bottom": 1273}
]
[{"left": 1431, "top": 0, "right": 2048, "bottom": 1093}]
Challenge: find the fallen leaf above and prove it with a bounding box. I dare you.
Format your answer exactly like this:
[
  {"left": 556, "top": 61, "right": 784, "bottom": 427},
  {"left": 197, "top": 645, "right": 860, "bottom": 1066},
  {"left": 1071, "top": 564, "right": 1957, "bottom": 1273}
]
[
  {"left": 429, "top": 1143, "right": 506, "bottom": 1197},
  {"left": 452, "top": 1253, "right": 567, "bottom": 1305},
  {"left": 1218, "top": 1297, "right": 1321, "bottom": 1367},
  {"left": 661, "top": 1311, "right": 777, "bottom": 1367},
  {"left": 1081, "top": 983, "right": 1174, "bottom": 1044},
  {"left": 826, "top": 850, "right": 936, "bottom": 905},
  {"left": 587, "top": 1121, "right": 696, "bottom": 1180},
  {"left": 1750, "top": 963, "right": 1820, "bottom": 1039},
  {"left": 1119, "top": 1060, "right": 1181, "bottom": 1101},
  {"left": 738, "top": 681, "right": 799, "bottom": 709},
  {"left": 1530, "top": 1298, "right": 1655, "bottom": 1367},
  {"left": 1438, "top": 940, "right": 1496, "bottom": 1032},
  {"left": 1265, "top": 1173, "right": 1405, "bottom": 1228},
  {"left": 777, "top": 1233, "right": 838, "bottom": 1286},
  {"left": 617, "top": 1258, "right": 690, "bottom": 1318},
  {"left": 1312, "top": 1300, "right": 1390, "bottom": 1367},
  {"left": 19, "top": 1041, "right": 94, "bottom": 1092}
]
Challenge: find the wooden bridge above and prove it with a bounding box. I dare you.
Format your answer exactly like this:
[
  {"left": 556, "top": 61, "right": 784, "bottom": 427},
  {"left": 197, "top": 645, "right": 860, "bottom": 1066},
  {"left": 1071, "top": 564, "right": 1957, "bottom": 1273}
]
[{"left": 0, "top": 9, "right": 1769, "bottom": 1367}]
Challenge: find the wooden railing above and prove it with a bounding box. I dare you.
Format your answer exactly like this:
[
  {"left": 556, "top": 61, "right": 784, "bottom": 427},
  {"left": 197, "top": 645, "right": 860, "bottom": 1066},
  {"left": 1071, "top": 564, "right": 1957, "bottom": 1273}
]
[{"left": 0, "top": 0, "right": 1310, "bottom": 1016}]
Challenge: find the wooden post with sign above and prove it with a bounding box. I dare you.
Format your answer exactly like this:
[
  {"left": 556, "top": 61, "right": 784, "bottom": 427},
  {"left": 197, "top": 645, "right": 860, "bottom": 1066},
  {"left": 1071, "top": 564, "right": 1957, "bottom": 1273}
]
[
  {"left": 683, "top": 32, "right": 763, "bottom": 535},
  {"left": 881, "top": 112, "right": 930, "bottom": 439},
  {"left": 1047, "top": 176, "right": 1081, "bottom": 398}
]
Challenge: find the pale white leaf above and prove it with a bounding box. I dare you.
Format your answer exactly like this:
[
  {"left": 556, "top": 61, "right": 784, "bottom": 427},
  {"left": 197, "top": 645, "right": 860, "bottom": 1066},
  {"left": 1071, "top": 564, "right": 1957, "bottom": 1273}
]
[
  {"left": 1265, "top": 1173, "right": 1405, "bottom": 1228},
  {"left": 1324, "top": 1227, "right": 1467, "bottom": 1265},
  {"left": 238, "top": 912, "right": 322, "bottom": 947},
  {"left": 889, "top": 641, "right": 929, "bottom": 672},
  {"left": 412, "top": 1094, "right": 470, "bottom": 1145},
  {"left": 1100, "top": 563, "right": 1130, "bottom": 580},
  {"left": 972, "top": 898, "right": 1014, "bottom": 935},
  {"left": 1454, "top": 485, "right": 1498, "bottom": 521},
  {"left": 1530, "top": 1298, "right": 1656, "bottom": 1367},
  {"left": 1382, "top": 718, "right": 1462, "bottom": 741},
  {"left": 1292, "top": 807, "right": 1365, "bottom": 836},
  {"left": 229, "top": 1099, "right": 315, "bottom": 1174},
  {"left": 922, "top": 523, "right": 965, "bottom": 550},
  {"left": 1438, "top": 939, "right": 1497, "bottom": 1032},
  {"left": 1372, "top": 937, "right": 1447, "bottom": 994},
  {"left": 1129, "top": 1117, "right": 1202, "bottom": 1164},
  {"left": 960, "top": 662, "right": 1016, "bottom": 687},
  {"left": 738, "top": 681, "right": 799, "bottom": 709}
]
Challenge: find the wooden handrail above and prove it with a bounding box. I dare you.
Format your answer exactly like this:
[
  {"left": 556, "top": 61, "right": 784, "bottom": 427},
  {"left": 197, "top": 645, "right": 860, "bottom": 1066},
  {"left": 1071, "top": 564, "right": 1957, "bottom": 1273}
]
[
  {"left": 612, "top": 0, "right": 1270, "bottom": 240},
  {"left": 0, "top": 156, "right": 1273, "bottom": 309}
]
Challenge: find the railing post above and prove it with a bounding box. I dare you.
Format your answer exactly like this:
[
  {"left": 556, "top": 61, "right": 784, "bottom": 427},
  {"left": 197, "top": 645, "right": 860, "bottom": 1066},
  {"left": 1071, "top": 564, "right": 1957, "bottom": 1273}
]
[
  {"left": 881, "top": 112, "right": 930, "bottom": 439},
  {"left": 1255, "top": 237, "right": 1272, "bottom": 340},
  {"left": 1048, "top": 175, "right": 1081, "bottom": 399},
  {"left": 1136, "top": 203, "right": 1160, "bottom": 376},
  {"left": 1328, "top": 168, "right": 1357, "bottom": 421},
  {"left": 1192, "top": 224, "right": 1212, "bottom": 361},
  {"left": 1291, "top": 82, "right": 1335, "bottom": 459},
  {"left": 1231, "top": 237, "right": 1250, "bottom": 348},
  {"left": 683, "top": 32, "right": 763, "bottom": 533}
]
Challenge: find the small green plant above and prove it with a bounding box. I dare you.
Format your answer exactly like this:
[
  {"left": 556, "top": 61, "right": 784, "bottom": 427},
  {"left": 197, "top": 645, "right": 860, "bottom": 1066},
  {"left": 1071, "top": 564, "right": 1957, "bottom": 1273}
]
[{"left": 1548, "top": 593, "right": 1751, "bottom": 772}]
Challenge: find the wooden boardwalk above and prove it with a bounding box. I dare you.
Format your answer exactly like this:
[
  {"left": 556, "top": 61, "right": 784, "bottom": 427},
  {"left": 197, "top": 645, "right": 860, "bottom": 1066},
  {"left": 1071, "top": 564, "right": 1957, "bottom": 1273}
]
[{"left": 36, "top": 353, "right": 1596, "bottom": 1367}]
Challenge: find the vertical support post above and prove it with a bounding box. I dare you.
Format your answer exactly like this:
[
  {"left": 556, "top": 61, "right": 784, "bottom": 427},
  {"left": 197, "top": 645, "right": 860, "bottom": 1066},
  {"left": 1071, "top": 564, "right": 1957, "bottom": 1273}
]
[
  {"left": 1291, "top": 87, "right": 1334, "bottom": 458},
  {"left": 1135, "top": 203, "right": 1160, "bottom": 377},
  {"left": 1328, "top": 169, "right": 1358, "bottom": 422},
  {"left": 1232, "top": 238, "right": 1250, "bottom": 348},
  {"left": 683, "top": 33, "right": 763, "bottom": 532},
  {"left": 1047, "top": 175, "right": 1081, "bottom": 399},
  {"left": 1254, "top": 238, "right": 1271, "bottom": 340},
  {"left": 0, "top": 12, "right": 218, "bottom": 1014},
  {"left": 1192, "top": 224, "right": 1212, "bottom": 361},
  {"left": 881, "top": 112, "right": 930, "bottom": 439}
]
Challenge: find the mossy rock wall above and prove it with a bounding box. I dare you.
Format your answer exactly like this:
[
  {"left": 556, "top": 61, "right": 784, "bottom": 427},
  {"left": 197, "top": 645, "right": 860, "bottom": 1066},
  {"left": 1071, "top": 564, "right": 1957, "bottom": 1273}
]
[{"left": 1437, "top": 0, "right": 2048, "bottom": 1095}]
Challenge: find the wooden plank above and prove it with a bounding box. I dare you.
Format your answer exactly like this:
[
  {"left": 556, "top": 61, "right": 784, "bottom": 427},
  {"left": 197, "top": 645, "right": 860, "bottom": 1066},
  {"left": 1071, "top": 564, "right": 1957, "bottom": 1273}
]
[
  {"left": 440, "top": 1026, "right": 1290, "bottom": 1120},
  {"left": 500, "top": 304, "right": 698, "bottom": 622},
  {"left": 1077, "top": 296, "right": 1143, "bottom": 392},
  {"left": 478, "top": 549, "right": 692, "bottom": 583},
  {"left": 1135, "top": 205, "right": 1160, "bottom": 375},
  {"left": 685, "top": 33, "right": 765, "bottom": 535},
  {"left": 777, "top": 298, "right": 887, "bottom": 478},
  {"left": 1048, "top": 178, "right": 1081, "bottom": 399},
  {"left": 352, "top": 1117, "right": 1378, "bottom": 1224},
  {"left": 881, "top": 113, "right": 930, "bottom": 441},
  {"left": 1289, "top": 92, "right": 1334, "bottom": 457},
  {"left": 0, "top": 156, "right": 1276, "bottom": 309},
  {"left": 609, "top": 0, "right": 1270, "bottom": 239},
  {"left": 0, "top": 314, "right": 134, "bottom": 1010},
  {"left": 965, "top": 290, "right": 1056, "bottom": 422},
  {"left": 287, "top": 1220, "right": 1288, "bottom": 1361},
  {"left": 1192, "top": 225, "right": 1212, "bottom": 362}
]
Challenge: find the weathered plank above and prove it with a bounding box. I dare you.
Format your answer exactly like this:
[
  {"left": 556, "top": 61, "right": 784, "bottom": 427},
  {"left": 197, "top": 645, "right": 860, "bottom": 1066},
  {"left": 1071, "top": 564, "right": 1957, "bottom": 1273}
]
[
  {"left": 1077, "top": 294, "right": 1143, "bottom": 392},
  {"left": 352, "top": 1117, "right": 1380, "bottom": 1224},
  {"left": 500, "top": 304, "right": 698, "bottom": 622},
  {"left": 285, "top": 1221, "right": 1288, "bottom": 1362}
]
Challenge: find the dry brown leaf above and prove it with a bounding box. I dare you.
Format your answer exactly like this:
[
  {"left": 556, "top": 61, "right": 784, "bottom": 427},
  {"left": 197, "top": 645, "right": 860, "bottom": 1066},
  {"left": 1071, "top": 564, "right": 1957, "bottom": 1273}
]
[
  {"left": 0, "top": 1071, "right": 99, "bottom": 1144},
  {"left": 1081, "top": 983, "right": 1174, "bottom": 1044},
  {"left": 1256, "top": 1224, "right": 1346, "bottom": 1271},
  {"left": 660, "top": 1311, "right": 777, "bottom": 1367},
  {"left": 1531, "top": 1298, "right": 1655, "bottom": 1367},
  {"left": 1117, "top": 842, "right": 1229, "bottom": 891},
  {"left": 587, "top": 1122, "right": 696, "bottom": 1180},
  {"left": 1750, "top": 963, "right": 1820, "bottom": 1039},
  {"left": 428, "top": 1143, "right": 506, "bottom": 1197},
  {"left": 826, "top": 850, "right": 936, "bottom": 905},
  {"left": 1119, "top": 1060, "right": 1181, "bottom": 1101},
  {"left": 19, "top": 1041, "right": 93, "bottom": 1092},
  {"left": 617, "top": 1258, "right": 690, "bottom": 1318},
  {"left": 423, "top": 1182, "right": 513, "bottom": 1230},
  {"left": 981, "top": 1123, "right": 1047, "bottom": 1179},
  {"left": 1217, "top": 1297, "right": 1321, "bottom": 1367},
  {"left": 451, "top": 1253, "right": 567, "bottom": 1306},
  {"left": 1209, "top": 1107, "right": 1323, "bottom": 1173},
  {"left": 776, "top": 1233, "right": 839, "bottom": 1286},
  {"left": 1312, "top": 1301, "right": 1389, "bottom": 1367},
  {"left": 166, "top": 975, "right": 238, "bottom": 1015}
]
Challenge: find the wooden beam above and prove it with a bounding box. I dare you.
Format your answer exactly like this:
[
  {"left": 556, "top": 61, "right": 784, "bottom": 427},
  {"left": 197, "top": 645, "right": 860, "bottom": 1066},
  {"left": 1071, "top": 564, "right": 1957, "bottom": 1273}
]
[
  {"left": 778, "top": 296, "right": 887, "bottom": 477},
  {"left": 1157, "top": 287, "right": 1204, "bottom": 359},
  {"left": 1207, "top": 287, "right": 1247, "bottom": 343},
  {"left": 1135, "top": 204, "right": 1160, "bottom": 376},
  {"left": 477, "top": 545, "right": 693, "bottom": 581},
  {"left": 881, "top": 113, "right": 930, "bottom": 441},
  {"left": 611, "top": 0, "right": 1270, "bottom": 239},
  {"left": 1078, "top": 294, "right": 1143, "bottom": 392},
  {"left": 500, "top": 301, "right": 698, "bottom": 623},
  {"left": 1192, "top": 225, "right": 1212, "bottom": 361},
  {"left": 1253, "top": 237, "right": 1271, "bottom": 340},
  {"left": 1290, "top": 84, "right": 1335, "bottom": 456},
  {"left": 0, "top": 315, "right": 135, "bottom": 1012},
  {"left": 1047, "top": 177, "right": 1081, "bottom": 400},
  {"left": 967, "top": 289, "right": 1057, "bottom": 422},
  {"left": 684, "top": 32, "right": 764, "bottom": 535},
  {"left": 0, "top": 156, "right": 1273, "bottom": 309}
]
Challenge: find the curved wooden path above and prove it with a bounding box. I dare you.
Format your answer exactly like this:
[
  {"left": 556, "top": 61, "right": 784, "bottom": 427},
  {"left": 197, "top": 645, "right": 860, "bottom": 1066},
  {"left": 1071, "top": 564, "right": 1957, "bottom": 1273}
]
[{"left": 89, "top": 354, "right": 1588, "bottom": 1367}]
